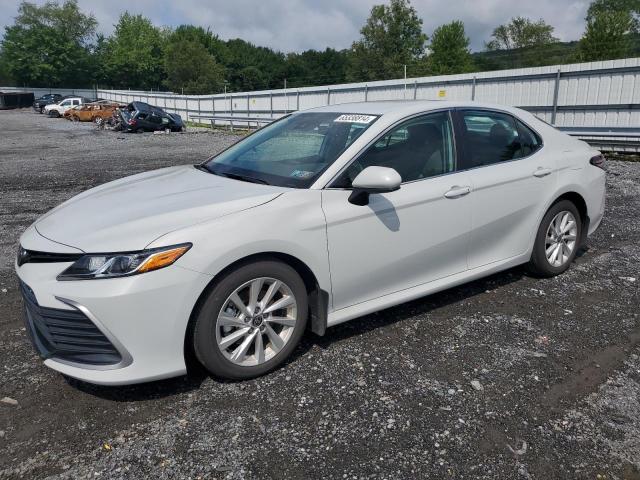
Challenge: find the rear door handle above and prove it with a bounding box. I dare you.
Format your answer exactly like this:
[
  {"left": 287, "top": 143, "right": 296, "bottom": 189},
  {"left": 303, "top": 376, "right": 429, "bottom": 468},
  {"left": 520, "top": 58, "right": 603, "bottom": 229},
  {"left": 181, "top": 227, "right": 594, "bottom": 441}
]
[
  {"left": 444, "top": 186, "right": 471, "bottom": 199},
  {"left": 533, "top": 168, "right": 552, "bottom": 178}
]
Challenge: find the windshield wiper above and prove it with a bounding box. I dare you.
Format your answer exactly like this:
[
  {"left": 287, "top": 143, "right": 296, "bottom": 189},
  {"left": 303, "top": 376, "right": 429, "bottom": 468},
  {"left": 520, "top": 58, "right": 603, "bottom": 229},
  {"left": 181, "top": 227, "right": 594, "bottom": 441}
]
[{"left": 214, "top": 171, "right": 271, "bottom": 185}]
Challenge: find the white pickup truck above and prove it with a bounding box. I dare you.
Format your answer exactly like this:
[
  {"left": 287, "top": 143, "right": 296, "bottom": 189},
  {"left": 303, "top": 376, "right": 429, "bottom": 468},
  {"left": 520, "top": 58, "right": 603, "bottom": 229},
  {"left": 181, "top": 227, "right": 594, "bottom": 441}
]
[{"left": 44, "top": 97, "right": 91, "bottom": 117}]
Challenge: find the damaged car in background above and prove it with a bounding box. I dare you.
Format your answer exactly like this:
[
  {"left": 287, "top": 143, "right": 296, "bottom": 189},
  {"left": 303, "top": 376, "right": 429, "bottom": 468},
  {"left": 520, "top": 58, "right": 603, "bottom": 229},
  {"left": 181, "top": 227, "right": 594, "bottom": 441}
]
[
  {"left": 64, "top": 101, "right": 125, "bottom": 125},
  {"left": 116, "top": 101, "right": 184, "bottom": 133}
]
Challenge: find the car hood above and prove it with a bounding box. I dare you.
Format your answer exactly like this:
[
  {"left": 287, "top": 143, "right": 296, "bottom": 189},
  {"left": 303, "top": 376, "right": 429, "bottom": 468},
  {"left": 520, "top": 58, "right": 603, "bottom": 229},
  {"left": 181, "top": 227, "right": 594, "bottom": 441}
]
[{"left": 35, "top": 165, "right": 288, "bottom": 252}]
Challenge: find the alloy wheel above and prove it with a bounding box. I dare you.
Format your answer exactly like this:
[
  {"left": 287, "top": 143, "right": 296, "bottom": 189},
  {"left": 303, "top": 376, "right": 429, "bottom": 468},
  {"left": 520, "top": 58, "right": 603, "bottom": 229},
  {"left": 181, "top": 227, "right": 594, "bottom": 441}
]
[
  {"left": 215, "top": 277, "right": 298, "bottom": 366},
  {"left": 545, "top": 210, "right": 578, "bottom": 267}
]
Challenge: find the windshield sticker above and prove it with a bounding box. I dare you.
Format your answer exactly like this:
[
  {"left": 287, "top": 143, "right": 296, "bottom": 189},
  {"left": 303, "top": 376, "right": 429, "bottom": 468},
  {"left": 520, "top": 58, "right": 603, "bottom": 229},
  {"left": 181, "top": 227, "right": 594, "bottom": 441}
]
[
  {"left": 290, "top": 170, "right": 315, "bottom": 179},
  {"left": 334, "top": 114, "right": 377, "bottom": 124}
]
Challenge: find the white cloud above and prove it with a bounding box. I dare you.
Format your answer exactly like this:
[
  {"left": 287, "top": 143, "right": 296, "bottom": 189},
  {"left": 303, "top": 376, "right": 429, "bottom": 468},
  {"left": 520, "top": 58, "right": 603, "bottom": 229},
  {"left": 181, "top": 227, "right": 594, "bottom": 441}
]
[{"left": 0, "top": 0, "right": 592, "bottom": 52}]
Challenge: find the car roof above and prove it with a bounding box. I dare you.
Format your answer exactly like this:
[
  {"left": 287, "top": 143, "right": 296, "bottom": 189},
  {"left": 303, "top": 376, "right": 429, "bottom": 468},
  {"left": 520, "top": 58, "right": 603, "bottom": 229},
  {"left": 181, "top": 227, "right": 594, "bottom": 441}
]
[
  {"left": 302, "top": 100, "right": 525, "bottom": 117},
  {"left": 130, "top": 101, "right": 165, "bottom": 113}
]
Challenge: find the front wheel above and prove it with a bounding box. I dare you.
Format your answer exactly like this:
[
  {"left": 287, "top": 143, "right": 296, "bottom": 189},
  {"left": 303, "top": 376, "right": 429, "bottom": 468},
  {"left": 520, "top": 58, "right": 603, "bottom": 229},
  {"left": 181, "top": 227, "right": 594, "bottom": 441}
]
[
  {"left": 528, "top": 200, "right": 582, "bottom": 277},
  {"left": 193, "top": 260, "right": 308, "bottom": 380}
]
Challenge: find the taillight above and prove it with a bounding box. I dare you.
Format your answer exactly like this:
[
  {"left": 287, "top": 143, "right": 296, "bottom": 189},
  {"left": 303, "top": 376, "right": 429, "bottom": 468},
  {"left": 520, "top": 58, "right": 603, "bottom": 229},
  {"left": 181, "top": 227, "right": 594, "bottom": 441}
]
[
  {"left": 590, "top": 154, "right": 606, "bottom": 170},
  {"left": 128, "top": 118, "right": 137, "bottom": 126}
]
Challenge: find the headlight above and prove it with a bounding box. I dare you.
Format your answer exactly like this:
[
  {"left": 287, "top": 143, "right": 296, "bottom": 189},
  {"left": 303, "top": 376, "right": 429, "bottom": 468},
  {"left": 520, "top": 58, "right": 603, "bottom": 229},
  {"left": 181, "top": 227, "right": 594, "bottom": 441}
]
[{"left": 57, "top": 243, "right": 191, "bottom": 281}]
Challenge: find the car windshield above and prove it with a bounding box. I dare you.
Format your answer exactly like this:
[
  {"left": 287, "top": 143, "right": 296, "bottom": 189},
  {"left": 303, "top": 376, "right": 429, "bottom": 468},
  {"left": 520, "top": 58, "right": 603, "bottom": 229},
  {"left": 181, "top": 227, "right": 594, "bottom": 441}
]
[{"left": 202, "top": 112, "right": 379, "bottom": 188}]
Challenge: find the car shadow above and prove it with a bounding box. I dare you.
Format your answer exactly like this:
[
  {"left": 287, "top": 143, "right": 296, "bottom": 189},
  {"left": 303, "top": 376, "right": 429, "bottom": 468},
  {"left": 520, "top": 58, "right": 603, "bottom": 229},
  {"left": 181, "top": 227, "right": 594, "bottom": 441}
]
[
  {"left": 286, "top": 264, "right": 529, "bottom": 363},
  {"left": 69, "top": 264, "right": 530, "bottom": 401},
  {"left": 64, "top": 369, "right": 207, "bottom": 401}
]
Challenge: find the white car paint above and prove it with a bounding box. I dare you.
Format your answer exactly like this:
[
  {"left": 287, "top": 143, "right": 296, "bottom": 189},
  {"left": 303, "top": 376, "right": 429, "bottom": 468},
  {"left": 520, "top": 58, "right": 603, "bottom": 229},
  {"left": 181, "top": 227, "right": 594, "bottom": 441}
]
[
  {"left": 16, "top": 100, "right": 606, "bottom": 385},
  {"left": 43, "top": 97, "right": 85, "bottom": 116}
]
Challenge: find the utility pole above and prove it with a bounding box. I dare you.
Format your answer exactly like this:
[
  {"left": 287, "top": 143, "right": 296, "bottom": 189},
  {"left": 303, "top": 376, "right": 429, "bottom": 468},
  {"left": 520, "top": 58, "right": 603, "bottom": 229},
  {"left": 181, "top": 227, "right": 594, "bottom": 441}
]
[
  {"left": 224, "top": 82, "right": 228, "bottom": 115},
  {"left": 284, "top": 78, "right": 287, "bottom": 114},
  {"left": 404, "top": 65, "right": 407, "bottom": 99}
]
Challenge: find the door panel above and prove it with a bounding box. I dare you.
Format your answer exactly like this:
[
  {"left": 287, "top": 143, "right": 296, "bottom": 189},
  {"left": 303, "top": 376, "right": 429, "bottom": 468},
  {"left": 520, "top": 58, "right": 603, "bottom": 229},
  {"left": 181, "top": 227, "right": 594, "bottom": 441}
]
[
  {"left": 456, "top": 110, "right": 557, "bottom": 269},
  {"left": 466, "top": 156, "right": 556, "bottom": 268},
  {"left": 322, "top": 172, "right": 472, "bottom": 311}
]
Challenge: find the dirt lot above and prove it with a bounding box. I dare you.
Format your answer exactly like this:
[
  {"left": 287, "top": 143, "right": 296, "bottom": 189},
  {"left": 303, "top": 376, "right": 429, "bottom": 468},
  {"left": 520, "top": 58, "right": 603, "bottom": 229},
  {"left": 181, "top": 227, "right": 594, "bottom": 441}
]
[{"left": 0, "top": 109, "right": 639, "bottom": 480}]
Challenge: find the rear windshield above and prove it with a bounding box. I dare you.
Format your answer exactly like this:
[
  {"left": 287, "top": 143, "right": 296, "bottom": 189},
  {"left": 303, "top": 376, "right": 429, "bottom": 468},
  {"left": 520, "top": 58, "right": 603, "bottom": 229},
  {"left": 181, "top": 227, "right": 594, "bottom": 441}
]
[{"left": 203, "top": 112, "right": 378, "bottom": 188}]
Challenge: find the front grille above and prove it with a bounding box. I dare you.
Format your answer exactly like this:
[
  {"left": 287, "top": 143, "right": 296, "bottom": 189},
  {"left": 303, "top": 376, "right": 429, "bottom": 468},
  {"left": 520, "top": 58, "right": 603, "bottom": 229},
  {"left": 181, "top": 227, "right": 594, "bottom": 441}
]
[
  {"left": 20, "top": 281, "right": 122, "bottom": 366},
  {"left": 17, "top": 246, "right": 83, "bottom": 267}
]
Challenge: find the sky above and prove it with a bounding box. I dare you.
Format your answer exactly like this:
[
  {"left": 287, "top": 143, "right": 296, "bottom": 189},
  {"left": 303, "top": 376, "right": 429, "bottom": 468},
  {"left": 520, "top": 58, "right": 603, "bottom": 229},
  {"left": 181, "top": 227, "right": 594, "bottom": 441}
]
[{"left": 0, "top": 0, "right": 591, "bottom": 53}]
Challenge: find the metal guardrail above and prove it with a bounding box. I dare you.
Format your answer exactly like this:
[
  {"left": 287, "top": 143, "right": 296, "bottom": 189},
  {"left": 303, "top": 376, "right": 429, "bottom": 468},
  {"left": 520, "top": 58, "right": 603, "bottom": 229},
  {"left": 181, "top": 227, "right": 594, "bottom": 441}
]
[
  {"left": 192, "top": 114, "right": 640, "bottom": 153},
  {"left": 190, "top": 115, "right": 273, "bottom": 131},
  {"left": 558, "top": 127, "right": 640, "bottom": 152}
]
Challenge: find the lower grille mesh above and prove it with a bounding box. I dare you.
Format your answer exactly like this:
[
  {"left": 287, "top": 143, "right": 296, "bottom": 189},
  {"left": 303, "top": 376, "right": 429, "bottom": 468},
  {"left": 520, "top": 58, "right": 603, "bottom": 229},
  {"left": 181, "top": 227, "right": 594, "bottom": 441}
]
[{"left": 20, "top": 281, "right": 122, "bottom": 366}]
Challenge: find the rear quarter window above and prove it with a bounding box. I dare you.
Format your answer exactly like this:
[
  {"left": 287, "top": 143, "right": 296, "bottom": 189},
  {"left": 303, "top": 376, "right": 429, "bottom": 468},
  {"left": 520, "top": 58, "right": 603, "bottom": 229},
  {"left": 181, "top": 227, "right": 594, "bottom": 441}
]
[{"left": 515, "top": 120, "right": 542, "bottom": 156}]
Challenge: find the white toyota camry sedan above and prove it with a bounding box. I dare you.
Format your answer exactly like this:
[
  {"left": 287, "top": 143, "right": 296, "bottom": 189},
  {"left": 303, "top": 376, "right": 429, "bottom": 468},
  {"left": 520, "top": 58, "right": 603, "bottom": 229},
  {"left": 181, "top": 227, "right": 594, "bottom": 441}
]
[{"left": 16, "top": 101, "right": 606, "bottom": 385}]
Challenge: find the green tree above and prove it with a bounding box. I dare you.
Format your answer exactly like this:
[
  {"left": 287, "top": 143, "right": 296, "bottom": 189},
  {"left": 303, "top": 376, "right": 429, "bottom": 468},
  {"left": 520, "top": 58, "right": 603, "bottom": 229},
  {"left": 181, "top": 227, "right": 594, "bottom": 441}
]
[
  {"left": 237, "top": 66, "right": 266, "bottom": 91},
  {"left": 224, "top": 39, "right": 286, "bottom": 91},
  {"left": 102, "top": 13, "right": 166, "bottom": 90},
  {"left": 587, "top": 0, "right": 640, "bottom": 31},
  {"left": 0, "top": 56, "right": 13, "bottom": 85},
  {"left": 347, "top": 0, "right": 427, "bottom": 82},
  {"left": 164, "top": 39, "right": 225, "bottom": 94},
  {"left": 427, "top": 21, "right": 474, "bottom": 75},
  {"left": 285, "top": 48, "right": 348, "bottom": 87},
  {"left": 580, "top": 9, "right": 634, "bottom": 61},
  {"left": 170, "top": 25, "right": 230, "bottom": 64},
  {"left": 0, "top": 0, "right": 97, "bottom": 87},
  {"left": 486, "top": 17, "right": 558, "bottom": 50}
]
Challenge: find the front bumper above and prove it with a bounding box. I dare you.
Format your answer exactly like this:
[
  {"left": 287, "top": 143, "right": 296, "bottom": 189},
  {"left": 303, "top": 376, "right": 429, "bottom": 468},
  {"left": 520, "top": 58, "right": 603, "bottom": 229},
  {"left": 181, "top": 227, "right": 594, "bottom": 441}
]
[{"left": 15, "top": 233, "right": 212, "bottom": 385}]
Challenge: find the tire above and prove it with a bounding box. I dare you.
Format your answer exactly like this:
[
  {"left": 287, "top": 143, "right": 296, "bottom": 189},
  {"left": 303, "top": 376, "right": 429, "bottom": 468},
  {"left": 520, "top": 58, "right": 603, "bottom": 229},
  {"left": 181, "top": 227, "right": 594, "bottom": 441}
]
[
  {"left": 39, "top": 106, "right": 45, "bottom": 114},
  {"left": 135, "top": 128, "right": 144, "bottom": 134},
  {"left": 528, "top": 200, "right": 582, "bottom": 277},
  {"left": 193, "top": 260, "right": 308, "bottom": 380}
]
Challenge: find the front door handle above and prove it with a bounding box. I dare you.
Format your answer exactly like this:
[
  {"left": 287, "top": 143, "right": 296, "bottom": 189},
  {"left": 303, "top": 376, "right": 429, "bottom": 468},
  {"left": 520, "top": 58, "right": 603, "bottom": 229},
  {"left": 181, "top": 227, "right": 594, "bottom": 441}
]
[
  {"left": 444, "top": 186, "right": 471, "bottom": 199},
  {"left": 533, "top": 167, "right": 552, "bottom": 178}
]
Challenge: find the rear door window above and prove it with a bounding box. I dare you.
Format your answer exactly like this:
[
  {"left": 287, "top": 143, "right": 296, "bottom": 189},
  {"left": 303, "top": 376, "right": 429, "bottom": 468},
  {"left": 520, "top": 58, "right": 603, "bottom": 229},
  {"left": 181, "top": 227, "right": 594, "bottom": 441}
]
[
  {"left": 458, "top": 110, "right": 536, "bottom": 170},
  {"left": 149, "top": 113, "right": 162, "bottom": 125}
]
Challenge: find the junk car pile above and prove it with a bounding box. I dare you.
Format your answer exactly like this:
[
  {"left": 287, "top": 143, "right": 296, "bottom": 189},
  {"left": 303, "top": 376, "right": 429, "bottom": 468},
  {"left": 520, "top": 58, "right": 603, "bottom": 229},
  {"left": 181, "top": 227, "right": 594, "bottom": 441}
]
[{"left": 31, "top": 95, "right": 184, "bottom": 133}]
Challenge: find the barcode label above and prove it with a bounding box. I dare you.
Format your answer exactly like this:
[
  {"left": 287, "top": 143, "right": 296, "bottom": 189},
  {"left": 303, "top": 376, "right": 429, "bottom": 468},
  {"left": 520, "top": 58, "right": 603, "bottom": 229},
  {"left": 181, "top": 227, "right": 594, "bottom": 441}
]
[{"left": 334, "top": 114, "right": 377, "bottom": 124}]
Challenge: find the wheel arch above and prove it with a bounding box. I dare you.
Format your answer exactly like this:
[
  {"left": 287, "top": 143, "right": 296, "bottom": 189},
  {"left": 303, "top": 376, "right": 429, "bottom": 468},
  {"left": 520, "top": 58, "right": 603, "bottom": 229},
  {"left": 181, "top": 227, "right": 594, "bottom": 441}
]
[
  {"left": 528, "top": 188, "right": 591, "bottom": 259},
  {"left": 183, "top": 251, "right": 328, "bottom": 369},
  {"left": 550, "top": 191, "right": 589, "bottom": 247}
]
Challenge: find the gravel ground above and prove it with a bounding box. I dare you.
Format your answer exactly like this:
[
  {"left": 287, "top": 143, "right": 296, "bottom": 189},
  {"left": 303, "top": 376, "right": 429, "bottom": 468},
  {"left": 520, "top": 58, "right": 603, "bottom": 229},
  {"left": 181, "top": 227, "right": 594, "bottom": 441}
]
[{"left": 0, "top": 109, "right": 639, "bottom": 480}]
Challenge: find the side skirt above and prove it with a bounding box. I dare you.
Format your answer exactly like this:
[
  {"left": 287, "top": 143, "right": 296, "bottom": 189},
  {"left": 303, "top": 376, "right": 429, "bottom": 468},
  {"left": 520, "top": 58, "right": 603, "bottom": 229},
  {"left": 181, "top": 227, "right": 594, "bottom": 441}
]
[{"left": 326, "top": 253, "right": 529, "bottom": 328}]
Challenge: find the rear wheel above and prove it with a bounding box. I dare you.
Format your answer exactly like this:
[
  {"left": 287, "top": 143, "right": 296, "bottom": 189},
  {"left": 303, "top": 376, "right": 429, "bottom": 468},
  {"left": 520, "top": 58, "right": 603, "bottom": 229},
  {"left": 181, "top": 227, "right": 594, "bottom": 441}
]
[
  {"left": 528, "top": 200, "right": 582, "bottom": 277},
  {"left": 193, "top": 260, "right": 308, "bottom": 379}
]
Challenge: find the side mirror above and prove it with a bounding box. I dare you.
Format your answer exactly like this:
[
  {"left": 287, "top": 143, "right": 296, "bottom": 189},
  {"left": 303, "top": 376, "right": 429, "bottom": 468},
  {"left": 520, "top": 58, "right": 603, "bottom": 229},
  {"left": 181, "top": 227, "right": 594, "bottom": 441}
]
[{"left": 348, "top": 166, "right": 402, "bottom": 206}]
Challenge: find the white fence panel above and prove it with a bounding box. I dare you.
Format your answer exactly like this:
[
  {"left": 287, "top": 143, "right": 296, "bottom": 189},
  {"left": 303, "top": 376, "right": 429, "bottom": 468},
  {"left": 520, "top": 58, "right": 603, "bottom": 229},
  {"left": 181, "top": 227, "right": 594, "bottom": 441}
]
[{"left": 9, "top": 58, "right": 640, "bottom": 128}]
